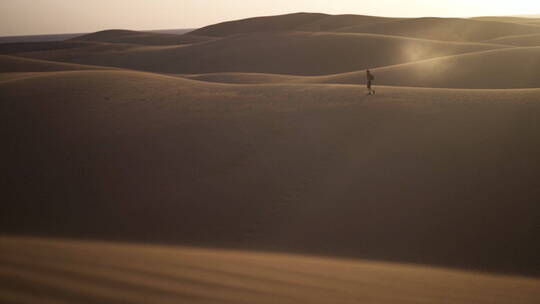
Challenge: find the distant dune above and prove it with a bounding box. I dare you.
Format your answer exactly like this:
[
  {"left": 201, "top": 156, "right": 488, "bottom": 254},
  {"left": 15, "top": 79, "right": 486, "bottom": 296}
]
[
  {"left": 0, "top": 41, "right": 94, "bottom": 55},
  {"left": 2, "top": 69, "right": 539, "bottom": 276},
  {"left": 472, "top": 16, "right": 540, "bottom": 24},
  {"left": 183, "top": 72, "right": 305, "bottom": 84},
  {"left": 149, "top": 29, "right": 195, "bottom": 35},
  {"left": 484, "top": 33, "right": 540, "bottom": 46},
  {"left": 0, "top": 54, "right": 110, "bottom": 73},
  {"left": 188, "top": 12, "right": 540, "bottom": 42},
  {"left": 524, "top": 21, "right": 540, "bottom": 26},
  {"left": 0, "top": 29, "right": 195, "bottom": 44},
  {"left": 0, "top": 33, "right": 85, "bottom": 44},
  {"left": 313, "top": 47, "right": 540, "bottom": 89},
  {"left": 72, "top": 29, "right": 215, "bottom": 45},
  {"left": 13, "top": 32, "right": 505, "bottom": 75},
  {"left": 335, "top": 17, "right": 540, "bottom": 42},
  {"left": 295, "top": 14, "right": 403, "bottom": 32},
  {"left": 190, "top": 12, "right": 329, "bottom": 36},
  {"left": 1, "top": 237, "right": 539, "bottom": 304},
  {"left": 182, "top": 46, "right": 540, "bottom": 88}
]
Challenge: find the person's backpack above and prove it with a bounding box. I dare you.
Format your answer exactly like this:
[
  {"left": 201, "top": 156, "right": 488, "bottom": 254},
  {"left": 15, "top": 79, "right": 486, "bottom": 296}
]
[{"left": 369, "top": 73, "right": 375, "bottom": 81}]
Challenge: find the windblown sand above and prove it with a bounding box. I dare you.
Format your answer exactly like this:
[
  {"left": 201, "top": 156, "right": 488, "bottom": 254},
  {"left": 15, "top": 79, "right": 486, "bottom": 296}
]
[{"left": 1, "top": 237, "right": 539, "bottom": 304}]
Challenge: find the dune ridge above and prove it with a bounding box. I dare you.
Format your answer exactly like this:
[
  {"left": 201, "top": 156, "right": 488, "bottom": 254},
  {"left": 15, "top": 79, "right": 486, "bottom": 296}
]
[
  {"left": 0, "top": 54, "right": 113, "bottom": 73},
  {"left": 12, "top": 31, "right": 507, "bottom": 75},
  {"left": 283, "top": 14, "right": 402, "bottom": 32},
  {"left": 187, "top": 12, "right": 540, "bottom": 42},
  {"left": 0, "top": 41, "right": 95, "bottom": 55},
  {"left": 179, "top": 46, "right": 540, "bottom": 89},
  {"left": 190, "top": 12, "right": 329, "bottom": 36},
  {"left": 335, "top": 17, "right": 540, "bottom": 42},
  {"left": 3, "top": 12, "right": 540, "bottom": 87},
  {"left": 483, "top": 33, "right": 540, "bottom": 46},
  {"left": 472, "top": 16, "right": 540, "bottom": 24},
  {"left": 323, "top": 46, "right": 540, "bottom": 89}
]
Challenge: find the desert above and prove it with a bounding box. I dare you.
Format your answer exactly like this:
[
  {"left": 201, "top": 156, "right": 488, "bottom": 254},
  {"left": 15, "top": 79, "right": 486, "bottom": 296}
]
[{"left": 1, "top": 9, "right": 540, "bottom": 304}]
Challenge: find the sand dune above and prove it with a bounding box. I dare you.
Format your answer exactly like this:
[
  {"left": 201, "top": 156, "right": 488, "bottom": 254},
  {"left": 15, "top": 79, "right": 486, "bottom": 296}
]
[
  {"left": 1, "top": 237, "right": 539, "bottom": 304},
  {"left": 182, "top": 72, "right": 306, "bottom": 84},
  {"left": 14, "top": 32, "right": 506, "bottom": 75},
  {"left": 72, "top": 29, "right": 215, "bottom": 45},
  {"left": 294, "top": 14, "right": 402, "bottom": 31},
  {"left": 189, "top": 12, "right": 540, "bottom": 43},
  {"left": 2, "top": 69, "right": 539, "bottom": 276},
  {"left": 313, "top": 47, "right": 540, "bottom": 89},
  {"left": 190, "top": 12, "right": 329, "bottom": 36},
  {"left": 9, "top": 42, "right": 186, "bottom": 68},
  {"left": 180, "top": 46, "right": 540, "bottom": 88},
  {"left": 0, "top": 33, "right": 85, "bottom": 44},
  {"left": 523, "top": 21, "right": 540, "bottom": 26},
  {"left": 0, "top": 30, "right": 195, "bottom": 44},
  {"left": 472, "top": 16, "right": 540, "bottom": 24},
  {"left": 2, "top": 11, "right": 540, "bottom": 302},
  {"left": 188, "top": 13, "right": 540, "bottom": 42},
  {"left": 150, "top": 29, "right": 195, "bottom": 35},
  {"left": 335, "top": 17, "right": 540, "bottom": 42},
  {"left": 0, "top": 55, "right": 111, "bottom": 73},
  {"left": 0, "top": 41, "right": 94, "bottom": 55},
  {"left": 483, "top": 33, "right": 540, "bottom": 46}
]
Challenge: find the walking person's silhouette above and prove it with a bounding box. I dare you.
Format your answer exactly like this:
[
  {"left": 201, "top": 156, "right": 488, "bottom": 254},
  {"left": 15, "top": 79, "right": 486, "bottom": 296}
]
[{"left": 366, "top": 70, "right": 375, "bottom": 95}]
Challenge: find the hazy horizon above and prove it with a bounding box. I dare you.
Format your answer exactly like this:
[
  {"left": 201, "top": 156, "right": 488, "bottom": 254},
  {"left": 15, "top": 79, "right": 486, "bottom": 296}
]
[{"left": 1, "top": 0, "right": 540, "bottom": 36}]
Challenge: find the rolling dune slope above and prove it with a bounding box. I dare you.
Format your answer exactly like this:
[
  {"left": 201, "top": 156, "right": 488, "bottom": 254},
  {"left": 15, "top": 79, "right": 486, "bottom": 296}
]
[
  {"left": 294, "top": 14, "right": 402, "bottom": 31},
  {"left": 182, "top": 72, "right": 305, "bottom": 84},
  {"left": 182, "top": 46, "right": 540, "bottom": 88},
  {"left": 2, "top": 70, "right": 540, "bottom": 276},
  {"left": 336, "top": 17, "right": 540, "bottom": 42},
  {"left": 190, "top": 12, "right": 328, "bottom": 36},
  {"left": 315, "top": 47, "right": 540, "bottom": 88},
  {"left": 472, "top": 16, "right": 540, "bottom": 24},
  {"left": 483, "top": 33, "right": 540, "bottom": 46},
  {"left": 14, "top": 32, "right": 506, "bottom": 75},
  {"left": 0, "top": 41, "right": 94, "bottom": 55},
  {"left": 1, "top": 237, "right": 539, "bottom": 304},
  {"left": 189, "top": 12, "right": 540, "bottom": 42},
  {"left": 187, "top": 13, "right": 540, "bottom": 42},
  {"left": 0, "top": 55, "right": 111, "bottom": 73}
]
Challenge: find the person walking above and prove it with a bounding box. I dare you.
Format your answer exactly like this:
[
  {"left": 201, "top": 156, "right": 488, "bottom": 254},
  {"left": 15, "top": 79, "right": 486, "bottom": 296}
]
[{"left": 366, "top": 70, "right": 375, "bottom": 95}]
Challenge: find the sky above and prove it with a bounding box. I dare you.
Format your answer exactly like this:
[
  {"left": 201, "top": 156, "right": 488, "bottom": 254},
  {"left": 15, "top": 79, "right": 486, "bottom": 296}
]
[{"left": 1, "top": 0, "right": 540, "bottom": 36}]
